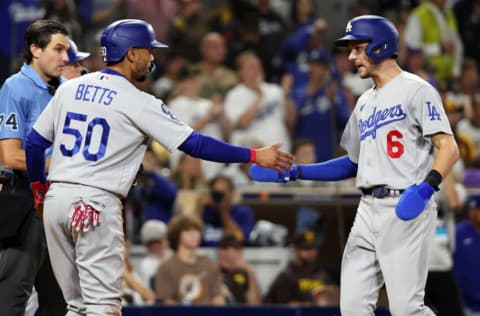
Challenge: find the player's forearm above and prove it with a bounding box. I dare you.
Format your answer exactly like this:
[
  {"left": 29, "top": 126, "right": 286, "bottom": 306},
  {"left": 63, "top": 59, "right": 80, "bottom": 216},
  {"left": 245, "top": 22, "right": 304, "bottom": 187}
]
[
  {"left": 0, "top": 138, "right": 27, "bottom": 170},
  {"left": 431, "top": 133, "right": 460, "bottom": 179},
  {"left": 0, "top": 150, "right": 27, "bottom": 171},
  {"left": 178, "top": 131, "right": 252, "bottom": 163},
  {"left": 297, "top": 155, "right": 358, "bottom": 181},
  {"left": 25, "top": 129, "right": 52, "bottom": 183}
]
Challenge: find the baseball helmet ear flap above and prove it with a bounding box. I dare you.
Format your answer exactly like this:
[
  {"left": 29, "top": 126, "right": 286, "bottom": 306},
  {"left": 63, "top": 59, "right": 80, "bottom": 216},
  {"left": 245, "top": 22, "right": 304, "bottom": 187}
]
[
  {"left": 100, "top": 19, "right": 168, "bottom": 63},
  {"left": 335, "top": 15, "right": 399, "bottom": 62}
]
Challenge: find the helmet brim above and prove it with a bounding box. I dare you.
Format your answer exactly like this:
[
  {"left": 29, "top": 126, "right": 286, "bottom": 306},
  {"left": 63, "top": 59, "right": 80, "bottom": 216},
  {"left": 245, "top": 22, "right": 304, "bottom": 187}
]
[
  {"left": 68, "top": 51, "right": 90, "bottom": 63},
  {"left": 334, "top": 34, "right": 370, "bottom": 46},
  {"left": 151, "top": 40, "right": 168, "bottom": 49}
]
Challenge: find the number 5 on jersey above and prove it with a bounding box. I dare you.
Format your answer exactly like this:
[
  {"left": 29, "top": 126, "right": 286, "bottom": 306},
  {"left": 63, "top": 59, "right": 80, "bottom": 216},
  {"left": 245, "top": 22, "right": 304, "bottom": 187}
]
[{"left": 60, "top": 111, "right": 110, "bottom": 161}]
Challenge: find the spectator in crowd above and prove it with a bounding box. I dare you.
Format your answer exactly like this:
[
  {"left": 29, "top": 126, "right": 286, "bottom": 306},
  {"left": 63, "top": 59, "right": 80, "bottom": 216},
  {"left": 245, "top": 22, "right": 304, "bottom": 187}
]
[
  {"left": 264, "top": 231, "right": 339, "bottom": 306},
  {"left": 455, "top": 0, "right": 480, "bottom": 66},
  {"left": 141, "top": 147, "right": 177, "bottom": 222},
  {"left": 123, "top": 242, "right": 156, "bottom": 305},
  {"left": 225, "top": 51, "right": 292, "bottom": 152},
  {"left": 290, "top": 49, "right": 350, "bottom": 163},
  {"left": 170, "top": 153, "right": 207, "bottom": 190},
  {"left": 281, "top": 16, "right": 330, "bottom": 91},
  {"left": 457, "top": 90, "right": 480, "bottom": 162},
  {"left": 217, "top": 232, "right": 261, "bottom": 304},
  {"left": 62, "top": 39, "right": 90, "bottom": 80},
  {"left": 284, "top": 140, "right": 326, "bottom": 248},
  {"left": 404, "top": 46, "right": 438, "bottom": 88},
  {"left": 194, "top": 32, "right": 238, "bottom": 100},
  {"left": 124, "top": 147, "right": 177, "bottom": 237},
  {"left": 196, "top": 175, "right": 255, "bottom": 247},
  {"left": 152, "top": 51, "right": 189, "bottom": 100},
  {"left": 138, "top": 220, "right": 172, "bottom": 290},
  {"left": 0, "top": 1, "right": 45, "bottom": 82},
  {"left": 454, "top": 195, "right": 480, "bottom": 316},
  {"left": 255, "top": 0, "right": 288, "bottom": 83},
  {"left": 404, "top": 0, "right": 463, "bottom": 88},
  {"left": 155, "top": 213, "right": 225, "bottom": 305},
  {"left": 442, "top": 92, "right": 476, "bottom": 165},
  {"left": 287, "top": 0, "right": 317, "bottom": 32},
  {"left": 43, "top": 0, "right": 82, "bottom": 41},
  {"left": 127, "top": 0, "right": 179, "bottom": 45},
  {"left": 453, "top": 58, "right": 479, "bottom": 119},
  {"left": 75, "top": 0, "right": 128, "bottom": 52},
  {"left": 168, "top": 65, "right": 231, "bottom": 180},
  {"left": 425, "top": 172, "right": 466, "bottom": 316},
  {"left": 167, "top": 0, "right": 211, "bottom": 62}
]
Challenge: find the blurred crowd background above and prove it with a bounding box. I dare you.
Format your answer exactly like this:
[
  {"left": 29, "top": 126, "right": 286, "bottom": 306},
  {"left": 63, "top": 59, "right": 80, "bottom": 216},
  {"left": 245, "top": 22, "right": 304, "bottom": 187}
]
[{"left": 3, "top": 0, "right": 480, "bottom": 313}]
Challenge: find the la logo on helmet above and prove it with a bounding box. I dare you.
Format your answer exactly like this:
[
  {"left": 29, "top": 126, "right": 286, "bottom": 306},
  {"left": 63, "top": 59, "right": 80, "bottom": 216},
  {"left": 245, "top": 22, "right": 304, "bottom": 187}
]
[{"left": 346, "top": 21, "right": 352, "bottom": 33}]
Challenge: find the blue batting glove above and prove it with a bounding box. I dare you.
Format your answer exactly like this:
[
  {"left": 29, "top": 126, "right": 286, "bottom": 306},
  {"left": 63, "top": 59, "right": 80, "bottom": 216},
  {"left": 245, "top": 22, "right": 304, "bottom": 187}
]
[
  {"left": 395, "top": 182, "right": 435, "bottom": 221},
  {"left": 249, "top": 164, "right": 297, "bottom": 183}
]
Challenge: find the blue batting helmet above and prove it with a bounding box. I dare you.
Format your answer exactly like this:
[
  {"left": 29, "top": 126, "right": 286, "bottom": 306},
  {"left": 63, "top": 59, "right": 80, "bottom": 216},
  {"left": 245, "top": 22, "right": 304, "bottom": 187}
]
[
  {"left": 335, "top": 15, "right": 399, "bottom": 62},
  {"left": 67, "top": 40, "right": 90, "bottom": 63},
  {"left": 100, "top": 19, "right": 167, "bottom": 63}
]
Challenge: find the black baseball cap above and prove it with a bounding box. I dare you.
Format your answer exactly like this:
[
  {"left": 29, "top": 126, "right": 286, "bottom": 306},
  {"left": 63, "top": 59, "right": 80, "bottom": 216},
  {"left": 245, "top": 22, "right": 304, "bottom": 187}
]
[
  {"left": 219, "top": 232, "right": 244, "bottom": 249},
  {"left": 292, "top": 231, "right": 318, "bottom": 249}
]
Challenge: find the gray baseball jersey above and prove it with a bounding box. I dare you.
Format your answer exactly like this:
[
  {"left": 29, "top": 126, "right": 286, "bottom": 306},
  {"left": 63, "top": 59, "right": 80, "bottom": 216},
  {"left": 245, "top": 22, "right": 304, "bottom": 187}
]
[
  {"left": 33, "top": 71, "right": 193, "bottom": 197},
  {"left": 340, "top": 71, "right": 453, "bottom": 189}
]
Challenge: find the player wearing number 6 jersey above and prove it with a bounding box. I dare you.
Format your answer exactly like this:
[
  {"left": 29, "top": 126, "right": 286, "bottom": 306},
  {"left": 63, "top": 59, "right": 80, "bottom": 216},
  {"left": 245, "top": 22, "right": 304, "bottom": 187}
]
[
  {"left": 249, "top": 15, "right": 459, "bottom": 315},
  {"left": 24, "top": 19, "right": 294, "bottom": 315}
]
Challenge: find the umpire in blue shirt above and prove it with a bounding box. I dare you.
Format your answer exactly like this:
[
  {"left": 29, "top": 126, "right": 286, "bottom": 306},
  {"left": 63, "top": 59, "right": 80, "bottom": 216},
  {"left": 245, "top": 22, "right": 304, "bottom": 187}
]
[{"left": 0, "top": 20, "right": 67, "bottom": 315}]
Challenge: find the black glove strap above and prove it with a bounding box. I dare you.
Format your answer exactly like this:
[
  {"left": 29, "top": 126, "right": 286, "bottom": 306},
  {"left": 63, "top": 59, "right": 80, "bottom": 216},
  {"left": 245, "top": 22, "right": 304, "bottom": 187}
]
[
  {"left": 424, "top": 169, "right": 442, "bottom": 191},
  {"left": 296, "top": 164, "right": 302, "bottom": 180}
]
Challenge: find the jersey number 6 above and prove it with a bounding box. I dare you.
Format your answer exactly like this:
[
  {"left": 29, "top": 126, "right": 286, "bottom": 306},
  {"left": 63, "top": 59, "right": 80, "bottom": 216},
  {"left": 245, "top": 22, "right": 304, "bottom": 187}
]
[
  {"left": 387, "top": 130, "right": 404, "bottom": 158},
  {"left": 60, "top": 111, "right": 110, "bottom": 161}
]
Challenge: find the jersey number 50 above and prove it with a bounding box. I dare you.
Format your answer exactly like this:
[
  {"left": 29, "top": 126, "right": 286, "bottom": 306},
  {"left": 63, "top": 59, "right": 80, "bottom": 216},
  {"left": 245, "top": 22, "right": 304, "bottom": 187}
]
[
  {"left": 387, "top": 130, "right": 404, "bottom": 158},
  {"left": 60, "top": 111, "right": 110, "bottom": 161}
]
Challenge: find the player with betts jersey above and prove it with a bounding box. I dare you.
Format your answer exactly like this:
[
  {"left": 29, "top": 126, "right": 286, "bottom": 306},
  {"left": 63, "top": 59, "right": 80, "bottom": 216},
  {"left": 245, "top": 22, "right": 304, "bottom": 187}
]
[
  {"left": 249, "top": 15, "right": 459, "bottom": 315},
  {"left": 24, "top": 19, "right": 293, "bottom": 315}
]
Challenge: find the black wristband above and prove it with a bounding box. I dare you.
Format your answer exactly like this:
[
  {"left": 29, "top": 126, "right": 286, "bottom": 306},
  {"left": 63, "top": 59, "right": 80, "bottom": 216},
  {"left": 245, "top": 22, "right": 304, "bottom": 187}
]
[
  {"left": 424, "top": 169, "right": 442, "bottom": 191},
  {"left": 296, "top": 164, "right": 302, "bottom": 180}
]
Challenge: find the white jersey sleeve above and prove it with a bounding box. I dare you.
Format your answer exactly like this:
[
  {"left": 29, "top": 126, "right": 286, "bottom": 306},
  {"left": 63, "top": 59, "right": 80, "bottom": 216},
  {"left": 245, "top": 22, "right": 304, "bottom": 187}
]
[
  {"left": 34, "top": 72, "right": 193, "bottom": 197},
  {"left": 127, "top": 92, "right": 193, "bottom": 152},
  {"left": 409, "top": 84, "right": 452, "bottom": 137}
]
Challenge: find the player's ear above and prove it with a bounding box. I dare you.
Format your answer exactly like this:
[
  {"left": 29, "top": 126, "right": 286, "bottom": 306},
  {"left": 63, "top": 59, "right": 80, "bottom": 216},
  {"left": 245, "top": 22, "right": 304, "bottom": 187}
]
[
  {"left": 125, "top": 48, "right": 136, "bottom": 63},
  {"left": 30, "top": 43, "right": 42, "bottom": 59}
]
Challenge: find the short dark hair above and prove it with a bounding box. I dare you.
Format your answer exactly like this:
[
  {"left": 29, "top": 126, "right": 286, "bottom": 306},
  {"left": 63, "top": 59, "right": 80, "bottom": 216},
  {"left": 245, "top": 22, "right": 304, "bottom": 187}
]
[
  {"left": 166, "top": 213, "right": 203, "bottom": 251},
  {"left": 208, "top": 175, "right": 234, "bottom": 191},
  {"left": 23, "top": 20, "right": 68, "bottom": 64},
  {"left": 218, "top": 232, "right": 244, "bottom": 249}
]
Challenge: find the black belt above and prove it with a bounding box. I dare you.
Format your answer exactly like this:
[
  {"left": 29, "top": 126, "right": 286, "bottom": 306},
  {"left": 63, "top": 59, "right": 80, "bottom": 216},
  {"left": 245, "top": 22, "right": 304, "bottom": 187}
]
[
  {"left": 0, "top": 171, "right": 30, "bottom": 191},
  {"left": 361, "top": 186, "right": 405, "bottom": 198}
]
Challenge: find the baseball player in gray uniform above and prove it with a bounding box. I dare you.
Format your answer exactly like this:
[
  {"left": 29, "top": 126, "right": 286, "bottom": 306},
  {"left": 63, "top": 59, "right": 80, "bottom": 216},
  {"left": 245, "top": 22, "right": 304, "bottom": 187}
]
[
  {"left": 250, "top": 15, "right": 459, "bottom": 315},
  {"left": 24, "top": 19, "right": 294, "bottom": 315}
]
